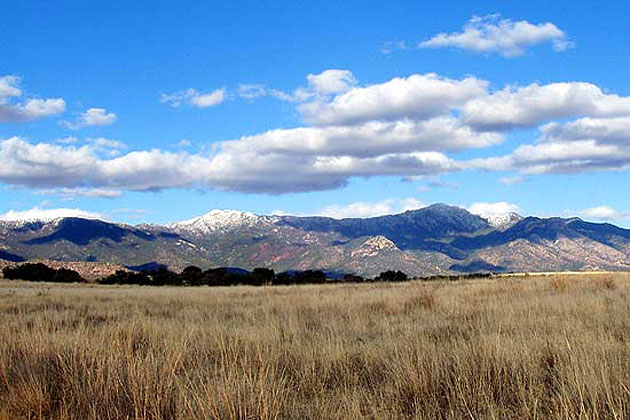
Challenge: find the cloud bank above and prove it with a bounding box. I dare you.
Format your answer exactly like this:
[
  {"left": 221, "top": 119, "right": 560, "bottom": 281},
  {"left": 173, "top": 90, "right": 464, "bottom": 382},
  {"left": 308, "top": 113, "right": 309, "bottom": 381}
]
[{"left": 2, "top": 69, "right": 630, "bottom": 195}]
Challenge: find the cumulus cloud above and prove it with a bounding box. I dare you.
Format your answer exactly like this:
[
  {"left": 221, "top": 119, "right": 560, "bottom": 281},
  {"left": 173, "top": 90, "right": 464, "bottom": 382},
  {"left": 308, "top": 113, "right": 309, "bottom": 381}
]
[
  {"left": 6, "top": 68, "right": 630, "bottom": 195},
  {"left": 579, "top": 206, "right": 630, "bottom": 222},
  {"left": 0, "top": 75, "right": 66, "bottom": 122},
  {"left": 0, "top": 137, "right": 98, "bottom": 187},
  {"left": 63, "top": 107, "right": 117, "bottom": 129},
  {"left": 305, "top": 69, "right": 358, "bottom": 95},
  {"left": 420, "top": 14, "right": 572, "bottom": 57},
  {"left": 224, "top": 117, "right": 501, "bottom": 157},
  {"left": 0, "top": 206, "right": 104, "bottom": 221},
  {"left": 0, "top": 98, "right": 66, "bottom": 123},
  {"left": 464, "top": 82, "right": 630, "bottom": 130},
  {"left": 88, "top": 137, "right": 127, "bottom": 157},
  {"left": 238, "top": 69, "right": 358, "bottom": 103},
  {"left": 0, "top": 76, "right": 22, "bottom": 98},
  {"left": 0, "top": 136, "right": 460, "bottom": 194},
  {"left": 541, "top": 116, "right": 630, "bottom": 145},
  {"left": 467, "top": 202, "right": 521, "bottom": 217},
  {"left": 160, "top": 87, "right": 226, "bottom": 108},
  {"left": 465, "top": 84, "right": 630, "bottom": 175},
  {"left": 232, "top": 72, "right": 630, "bottom": 181},
  {"left": 470, "top": 139, "right": 630, "bottom": 175},
  {"left": 301, "top": 73, "right": 488, "bottom": 126}
]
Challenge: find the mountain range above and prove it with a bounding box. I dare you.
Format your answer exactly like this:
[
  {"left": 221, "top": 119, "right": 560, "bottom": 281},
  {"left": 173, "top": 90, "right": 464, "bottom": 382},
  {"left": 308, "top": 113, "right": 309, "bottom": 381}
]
[{"left": 1, "top": 204, "right": 629, "bottom": 277}]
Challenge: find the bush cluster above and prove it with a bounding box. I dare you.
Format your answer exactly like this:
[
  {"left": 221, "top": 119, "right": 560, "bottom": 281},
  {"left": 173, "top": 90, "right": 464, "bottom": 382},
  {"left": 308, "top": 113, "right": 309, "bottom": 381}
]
[
  {"left": 99, "top": 267, "right": 332, "bottom": 286},
  {"left": 2, "top": 263, "right": 85, "bottom": 283},
  {"left": 2, "top": 262, "right": 498, "bottom": 286}
]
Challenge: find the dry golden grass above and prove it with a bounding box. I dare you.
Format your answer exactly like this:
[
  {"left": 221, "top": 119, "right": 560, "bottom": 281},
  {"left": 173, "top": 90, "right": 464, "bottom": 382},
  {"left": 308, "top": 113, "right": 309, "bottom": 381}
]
[{"left": 0, "top": 273, "right": 628, "bottom": 420}]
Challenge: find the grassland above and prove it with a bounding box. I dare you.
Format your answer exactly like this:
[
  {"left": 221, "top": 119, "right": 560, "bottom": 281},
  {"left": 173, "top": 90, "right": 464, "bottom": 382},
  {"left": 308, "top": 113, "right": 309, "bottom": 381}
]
[{"left": 0, "top": 273, "right": 628, "bottom": 420}]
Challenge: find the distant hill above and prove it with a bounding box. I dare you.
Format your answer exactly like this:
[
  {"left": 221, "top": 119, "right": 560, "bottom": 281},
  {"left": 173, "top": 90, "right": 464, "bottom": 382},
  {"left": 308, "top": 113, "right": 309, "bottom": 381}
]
[{"left": 1, "top": 204, "right": 629, "bottom": 277}]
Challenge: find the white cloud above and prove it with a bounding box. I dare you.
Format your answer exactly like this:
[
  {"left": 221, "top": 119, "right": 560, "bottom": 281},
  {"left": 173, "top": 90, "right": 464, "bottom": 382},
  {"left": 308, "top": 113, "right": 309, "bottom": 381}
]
[
  {"left": 380, "top": 41, "right": 411, "bottom": 54},
  {"left": 237, "top": 84, "right": 269, "bottom": 100},
  {"left": 420, "top": 14, "right": 572, "bottom": 57},
  {"left": 310, "top": 152, "right": 457, "bottom": 177},
  {"left": 305, "top": 69, "right": 357, "bottom": 95},
  {"left": 317, "top": 201, "right": 400, "bottom": 219},
  {"left": 0, "top": 98, "right": 66, "bottom": 122},
  {"left": 90, "top": 137, "right": 126, "bottom": 150},
  {"left": 0, "top": 137, "right": 98, "bottom": 188},
  {"left": 0, "top": 206, "right": 104, "bottom": 222},
  {"left": 160, "top": 87, "right": 226, "bottom": 108},
  {"left": 499, "top": 175, "right": 525, "bottom": 186},
  {"left": 37, "top": 187, "right": 123, "bottom": 199},
  {"left": 0, "top": 136, "right": 460, "bottom": 194},
  {"left": 0, "top": 76, "right": 22, "bottom": 99},
  {"left": 541, "top": 116, "right": 630, "bottom": 145},
  {"left": 174, "top": 139, "right": 192, "bottom": 148},
  {"left": 224, "top": 117, "right": 501, "bottom": 157},
  {"left": 0, "top": 75, "right": 66, "bottom": 122},
  {"left": 467, "top": 202, "right": 521, "bottom": 217},
  {"left": 63, "top": 107, "right": 117, "bottom": 129},
  {"left": 469, "top": 139, "right": 630, "bottom": 175},
  {"left": 237, "top": 84, "right": 296, "bottom": 102},
  {"left": 190, "top": 89, "right": 226, "bottom": 107},
  {"left": 463, "top": 82, "right": 630, "bottom": 130},
  {"left": 88, "top": 137, "right": 127, "bottom": 156},
  {"left": 56, "top": 136, "right": 79, "bottom": 145},
  {"left": 579, "top": 206, "right": 630, "bottom": 222},
  {"left": 6, "top": 68, "right": 630, "bottom": 194},
  {"left": 466, "top": 87, "right": 630, "bottom": 176},
  {"left": 400, "top": 198, "right": 426, "bottom": 212},
  {"left": 301, "top": 73, "right": 488, "bottom": 126},
  {"left": 238, "top": 70, "right": 358, "bottom": 104},
  {"left": 314, "top": 198, "right": 426, "bottom": 219}
]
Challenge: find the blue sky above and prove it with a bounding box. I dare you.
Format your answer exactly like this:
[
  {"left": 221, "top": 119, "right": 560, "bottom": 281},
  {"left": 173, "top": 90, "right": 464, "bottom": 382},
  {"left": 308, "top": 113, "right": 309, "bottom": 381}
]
[{"left": 1, "top": 0, "right": 630, "bottom": 226}]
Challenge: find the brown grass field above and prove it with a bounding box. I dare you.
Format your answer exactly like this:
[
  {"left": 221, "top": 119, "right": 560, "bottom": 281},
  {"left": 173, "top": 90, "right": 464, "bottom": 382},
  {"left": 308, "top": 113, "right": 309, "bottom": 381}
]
[{"left": 0, "top": 273, "right": 628, "bottom": 420}]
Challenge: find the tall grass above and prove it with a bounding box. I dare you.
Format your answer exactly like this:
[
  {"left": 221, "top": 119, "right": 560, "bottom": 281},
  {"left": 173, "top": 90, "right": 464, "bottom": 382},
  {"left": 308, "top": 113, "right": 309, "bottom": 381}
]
[{"left": 0, "top": 273, "right": 628, "bottom": 419}]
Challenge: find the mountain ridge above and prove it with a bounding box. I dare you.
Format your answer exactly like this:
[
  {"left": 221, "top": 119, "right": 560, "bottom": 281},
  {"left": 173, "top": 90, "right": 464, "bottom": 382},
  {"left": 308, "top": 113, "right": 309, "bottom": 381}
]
[{"left": 1, "top": 204, "right": 628, "bottom": 277}]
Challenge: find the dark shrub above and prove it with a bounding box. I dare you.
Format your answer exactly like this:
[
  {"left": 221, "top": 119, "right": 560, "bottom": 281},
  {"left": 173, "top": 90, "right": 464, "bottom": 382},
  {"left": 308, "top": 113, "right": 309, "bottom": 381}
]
[
  {"left": 181, "top": 266, "right": 203, "bottom": 285},
  {"left": 252, "top": 267, "right": 275, "bottom": 285},
  {"left": 2, "top": 263, "right": 85, "bottom": 283},
  {"left": 378, "top": 270, "right": 408, "bottom": 282}
]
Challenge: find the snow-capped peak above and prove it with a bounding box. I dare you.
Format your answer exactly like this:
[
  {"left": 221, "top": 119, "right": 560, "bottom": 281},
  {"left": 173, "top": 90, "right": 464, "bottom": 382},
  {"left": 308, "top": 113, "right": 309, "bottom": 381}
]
[
  {"left": 169, "top": 209, "right": 268, "bottom": 235},
  {"left": 481, "top": 212, "right": 523, "bottom": 230}
]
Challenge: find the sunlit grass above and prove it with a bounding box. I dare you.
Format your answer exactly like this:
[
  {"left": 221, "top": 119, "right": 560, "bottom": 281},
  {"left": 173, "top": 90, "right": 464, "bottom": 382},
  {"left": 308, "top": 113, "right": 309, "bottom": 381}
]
[{"left": 0, "top": 273, "right": 628, "bottom": 419}]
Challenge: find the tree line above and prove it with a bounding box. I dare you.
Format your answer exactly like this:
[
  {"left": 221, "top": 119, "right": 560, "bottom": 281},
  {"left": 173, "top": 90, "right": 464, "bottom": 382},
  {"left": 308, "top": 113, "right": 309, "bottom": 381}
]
[{"left": 2, "top": 263, "right": 492, "bottom": 286}]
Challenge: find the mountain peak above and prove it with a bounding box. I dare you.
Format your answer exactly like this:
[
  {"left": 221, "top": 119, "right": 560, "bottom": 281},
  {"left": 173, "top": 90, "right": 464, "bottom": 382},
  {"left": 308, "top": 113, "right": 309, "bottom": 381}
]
[
  {"left": 170, "top": 209, "right": 266, "bottom": 235},
  {"left": 351, "top": 235, "right": 399, "bottom": 258}
]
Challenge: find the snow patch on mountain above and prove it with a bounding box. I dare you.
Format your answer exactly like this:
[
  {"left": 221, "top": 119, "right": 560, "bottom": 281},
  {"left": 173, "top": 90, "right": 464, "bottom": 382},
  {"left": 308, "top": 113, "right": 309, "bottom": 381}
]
[
  {"left": 169, "top": 209, "right": 272, "bottom": 235},
  {"left": 481, "top": 213, "right": 523, "bottom": 229}
]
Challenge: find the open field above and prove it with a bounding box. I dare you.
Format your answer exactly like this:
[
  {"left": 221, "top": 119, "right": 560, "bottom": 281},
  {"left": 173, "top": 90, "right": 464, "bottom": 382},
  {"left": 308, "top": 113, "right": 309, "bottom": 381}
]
[{"left": 0, "top": 273, "right": 629, "bottom": 420}]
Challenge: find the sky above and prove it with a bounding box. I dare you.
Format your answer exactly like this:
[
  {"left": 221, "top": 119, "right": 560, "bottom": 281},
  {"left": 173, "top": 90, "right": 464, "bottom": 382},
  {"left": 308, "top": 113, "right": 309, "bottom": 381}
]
[{"left": 1, "top": 0, "right": 630, "bottom": 226}]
